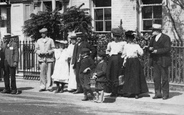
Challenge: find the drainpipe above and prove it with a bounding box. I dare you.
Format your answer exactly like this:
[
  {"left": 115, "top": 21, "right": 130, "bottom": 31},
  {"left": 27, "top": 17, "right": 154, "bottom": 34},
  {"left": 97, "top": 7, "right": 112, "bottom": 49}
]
[{"left": 52, "top": 0, "right": 56, "bottom": 11}]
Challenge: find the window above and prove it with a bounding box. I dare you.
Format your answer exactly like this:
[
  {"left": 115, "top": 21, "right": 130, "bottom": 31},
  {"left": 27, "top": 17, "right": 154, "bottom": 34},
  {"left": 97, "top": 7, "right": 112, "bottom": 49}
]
[
  {"left": 141, "top": 0, "right": 162, "bottom": 31},
  {"left": 43, "top": 1, "right": 62, "bottom": 12},
  {"left": 93, "top": 0, "right": 111, "bottom": 32},
  {"left": 0, "top": 7, "right": 7, "bottom": 28}
]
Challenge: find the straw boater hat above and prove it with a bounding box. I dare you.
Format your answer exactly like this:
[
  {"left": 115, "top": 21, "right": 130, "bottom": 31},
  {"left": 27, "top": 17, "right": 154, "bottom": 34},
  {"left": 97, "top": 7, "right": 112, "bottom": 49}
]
[
  {"left": 152, "top": 24, "right": 162, "bottom": 30},
  {"left": 39, "top": 28, "right": 48, "bottom": 33},
  {"left": 76, "top": 32, "right": 84, "bottom": 37},
  {"left": 69, "top": 33, "right": 77, "bottom": 40},
  {"left": 3, "top": 33, "right": 11, "bottom": 39}
]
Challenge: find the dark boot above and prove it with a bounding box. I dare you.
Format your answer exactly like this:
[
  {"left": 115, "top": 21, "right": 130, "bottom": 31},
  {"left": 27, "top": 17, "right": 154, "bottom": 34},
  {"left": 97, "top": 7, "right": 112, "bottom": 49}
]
[
  {"left": 60, "top": 83, "right": 65, "bottom": 93},
  {"left": 89, "top": 89, "right": 95, "bottom": 100},
  {"left": 55, "top": 83, "right": 60, "bottom": 93},
  {"left": 82, "top": 95, "right": 88, "bottom": 101},
  {"left": 82, "top": 89, "right": 88, "bottom": 101}
]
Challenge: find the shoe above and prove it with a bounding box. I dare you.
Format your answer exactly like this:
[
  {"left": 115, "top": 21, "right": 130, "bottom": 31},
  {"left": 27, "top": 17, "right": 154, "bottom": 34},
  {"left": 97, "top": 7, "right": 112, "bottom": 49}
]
[
  {"left": 59, "top": 89, "right": 64, "bottom": 93},
  {"left": 68, "top": 89, "right": 76, "bottom": 93},
  {"left": 54, "top": 88, "right": 61, "bottom": 93},
  {"left": 11, "top": 90, "right": 17, "bottom": 94},
  {"left": 39, "top": 89, "right": 46, "bottom": 92},
  {"left": 110, "top": 93, "right": 117, "bottom": 97},
  {"left": 82, "top": 98, "right": 89, "bottom": 101},
  {"left": 73, "top": 90, "right": 82, "bottom": 94},
  {"left": 1, "top": 89, "right": 11, "bottom": 94},
  {"left": 162, "top": 96, "right": 169, "bottom": 100},
  {"left": 152, "top": 95, "right": 162, "bottom": 99},
  {"left": 135, "top": 95, "right": 139, "bottom": 99},
  {"left": 47, "top": 89, "right": 54, "bottom": 92}
]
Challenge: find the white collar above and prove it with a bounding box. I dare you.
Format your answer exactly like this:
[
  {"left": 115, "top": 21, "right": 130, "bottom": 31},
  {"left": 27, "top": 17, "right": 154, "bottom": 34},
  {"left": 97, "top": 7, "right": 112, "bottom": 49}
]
[{"left": 155, "top": 33, "right": 162, "bottom": 41}]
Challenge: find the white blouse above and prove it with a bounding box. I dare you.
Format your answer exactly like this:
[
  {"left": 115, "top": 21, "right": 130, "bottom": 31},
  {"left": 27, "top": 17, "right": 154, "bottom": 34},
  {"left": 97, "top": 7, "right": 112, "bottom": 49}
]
[
  {"left": 123, "top": 43, "right": 143, "bottom": 58},
  {"left": 106, "top": 41, "right": 127, "bottom": 57}
]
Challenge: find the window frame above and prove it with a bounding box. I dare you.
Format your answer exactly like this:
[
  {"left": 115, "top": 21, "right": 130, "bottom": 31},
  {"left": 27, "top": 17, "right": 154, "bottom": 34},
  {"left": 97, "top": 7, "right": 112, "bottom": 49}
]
[
  {"left": 92, "top": 1, "right": 111, "bottom": 33},
  {"left": 140, "top": 2, "right": 163, "bottom": 33}
]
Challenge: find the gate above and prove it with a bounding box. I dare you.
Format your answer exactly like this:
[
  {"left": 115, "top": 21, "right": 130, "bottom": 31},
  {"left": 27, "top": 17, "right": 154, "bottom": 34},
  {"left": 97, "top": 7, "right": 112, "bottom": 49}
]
[{"left": 19, "top": 41, "right": 40, "bottom": 80}]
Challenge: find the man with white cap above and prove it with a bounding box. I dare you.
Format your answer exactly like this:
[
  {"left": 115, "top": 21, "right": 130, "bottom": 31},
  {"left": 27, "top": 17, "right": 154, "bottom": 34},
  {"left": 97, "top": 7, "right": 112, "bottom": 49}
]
[
  {"left": 35, "top": 28, "right": 55, "bottom": 92},
  {"left": 148, "top": 24, "right": 171, "bottom": 100}
]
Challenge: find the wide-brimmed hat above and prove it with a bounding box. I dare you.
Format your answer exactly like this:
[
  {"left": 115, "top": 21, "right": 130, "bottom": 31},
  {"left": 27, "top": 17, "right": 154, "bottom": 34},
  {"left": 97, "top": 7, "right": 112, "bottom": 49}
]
[
  {"left": 39, "top": 28, "right": 48, "bottom": 33},
  {"left": 125, "top": 30, "right": 135, "bottom": 39},
  {"left": 55, "top": 40, "right": 68, "bottom": 44},
  {"left": 70, "top": 36, "right": 77, "bottom": 39},
  {"left": 111, "top": 28, "right": 123, "bottom": 37},
  {"left": 152, "top": 24, "right": 162, "bottom": 30}
]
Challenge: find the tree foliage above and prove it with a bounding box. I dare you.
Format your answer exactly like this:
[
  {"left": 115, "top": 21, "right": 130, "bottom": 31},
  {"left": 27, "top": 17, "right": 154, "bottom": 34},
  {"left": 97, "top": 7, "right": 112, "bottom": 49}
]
[
  {"left": 23, "top": 3, "right": 92, "bottom": 41},
  {"left": 23, "top": 10, "right": 62, "bottom": 41},
  {"left": 61, "top": 3, "right": 93, "bottom": 39}
]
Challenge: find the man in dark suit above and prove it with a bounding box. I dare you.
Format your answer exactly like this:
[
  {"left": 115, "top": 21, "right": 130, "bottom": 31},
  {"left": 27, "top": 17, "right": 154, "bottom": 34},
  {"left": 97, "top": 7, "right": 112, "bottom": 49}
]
[
  {"left": 72, "top": 32, "right": 95, "bottom": 94},
  {"left": 148, "top": 24, "right": 171, "bottom": 100},
  {"left": 1, "top": 33, "right": 19, "bottom": 94}
]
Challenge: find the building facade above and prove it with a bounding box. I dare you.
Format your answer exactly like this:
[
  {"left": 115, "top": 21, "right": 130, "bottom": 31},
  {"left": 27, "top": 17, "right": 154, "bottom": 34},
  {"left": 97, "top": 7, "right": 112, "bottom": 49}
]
[
  {"left": 69, "top": 0, "right": 184, "bottom": 41},
  {"left": 0, "top": 0, "right": 11, "bottom": 38},
  {"left": 1, "top": 0, "right": 184, "bottom": 41},
  {"left": 0, "top": 0, "right": 66, "bottom": 40}
]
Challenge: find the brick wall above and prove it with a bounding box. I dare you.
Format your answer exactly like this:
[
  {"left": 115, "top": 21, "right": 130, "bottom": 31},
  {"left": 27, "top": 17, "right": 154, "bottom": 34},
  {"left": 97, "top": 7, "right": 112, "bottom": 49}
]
[
  {"left": 112, "top": 0, "right": 137, "bottom": 31},
  {"left": 69, "top": 0, "right": 138, "bottom": 32}
]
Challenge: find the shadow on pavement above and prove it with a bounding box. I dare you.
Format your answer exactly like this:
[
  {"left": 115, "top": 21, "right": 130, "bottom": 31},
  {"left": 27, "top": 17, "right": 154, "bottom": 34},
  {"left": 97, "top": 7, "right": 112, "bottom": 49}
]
[
  {"left": 169, "top": 91, "right": 183, "bottom": 98},
  {"left": 18, "top": 87, "right": 34, "bottom": 91},
  {"left": 103, "top": 96, "right": 116, "bottom": 103}
]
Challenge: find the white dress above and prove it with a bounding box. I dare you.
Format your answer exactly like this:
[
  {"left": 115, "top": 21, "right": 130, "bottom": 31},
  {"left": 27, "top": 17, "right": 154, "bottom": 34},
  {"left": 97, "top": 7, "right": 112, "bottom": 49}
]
[
  {"left": 67, "top": 44, "right": 77, "bottom": 90},
  {"left": 51, "top": 48, "right": 69, "bottom": 83}
]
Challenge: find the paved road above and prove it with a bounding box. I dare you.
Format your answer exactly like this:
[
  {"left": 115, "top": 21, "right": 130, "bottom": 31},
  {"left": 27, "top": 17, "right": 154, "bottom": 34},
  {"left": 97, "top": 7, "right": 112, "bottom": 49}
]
[{"left": 0, "top": 79, "right": 184, "bottom": 115}]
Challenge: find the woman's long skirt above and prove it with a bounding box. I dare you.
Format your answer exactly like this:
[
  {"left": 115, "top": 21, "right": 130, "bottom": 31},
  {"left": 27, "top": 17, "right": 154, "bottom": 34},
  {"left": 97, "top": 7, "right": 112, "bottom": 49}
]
[
  {"left": 119, "top": 58, "right": 148, "bottom": 96},
  {"left": 106, "top": 54, "right": 123, "bottom": 93}
]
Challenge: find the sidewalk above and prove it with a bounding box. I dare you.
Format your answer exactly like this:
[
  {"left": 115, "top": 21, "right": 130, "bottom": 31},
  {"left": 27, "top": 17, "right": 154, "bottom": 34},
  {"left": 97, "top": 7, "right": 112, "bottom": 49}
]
[
  {"left": 1, "top": 78, "right": 184, "bottom": 106},
  {"left": 0, "top": 79, "right": 184, "bottom": 115}
]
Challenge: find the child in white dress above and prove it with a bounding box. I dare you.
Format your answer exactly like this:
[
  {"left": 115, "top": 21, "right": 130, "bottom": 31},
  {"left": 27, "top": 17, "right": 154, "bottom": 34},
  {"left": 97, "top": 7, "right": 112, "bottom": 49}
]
[{"left": 51, "top": 40, "right": 69, "bottom": 93}]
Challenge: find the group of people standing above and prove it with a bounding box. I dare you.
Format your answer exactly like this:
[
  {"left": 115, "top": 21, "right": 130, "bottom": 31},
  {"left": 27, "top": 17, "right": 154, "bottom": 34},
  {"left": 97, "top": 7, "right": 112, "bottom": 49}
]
[
  {"left": 35, "top": 23, "right": 171, "bottom": 102},
  {"left": 0, "top": 22, "right": 171, "bottom": 103},
  {"left": 35, "top": 28, "right": 99, "bottom": 101}
]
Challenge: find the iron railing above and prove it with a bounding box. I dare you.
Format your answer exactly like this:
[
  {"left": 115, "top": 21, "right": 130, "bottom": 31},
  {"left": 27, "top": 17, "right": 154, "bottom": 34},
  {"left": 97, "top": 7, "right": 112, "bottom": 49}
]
[{"left": 17, "top": 40, "right": 184, "bottom": 84}]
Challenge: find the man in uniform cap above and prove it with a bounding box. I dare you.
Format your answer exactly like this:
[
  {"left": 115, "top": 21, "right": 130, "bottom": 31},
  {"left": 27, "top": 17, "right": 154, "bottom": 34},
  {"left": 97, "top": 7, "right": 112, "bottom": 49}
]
[
  {"left": 1, "top": 33, "right": 19, "bottom": 94},
  {"left": 72, "top": 32, "right": 96, "bottom": 94},
  {"left": 35, "top": 28, "right": 55, "bottom": 92},
  {"left": 148, "top": 24, "right": 171, "bottom": 100}
]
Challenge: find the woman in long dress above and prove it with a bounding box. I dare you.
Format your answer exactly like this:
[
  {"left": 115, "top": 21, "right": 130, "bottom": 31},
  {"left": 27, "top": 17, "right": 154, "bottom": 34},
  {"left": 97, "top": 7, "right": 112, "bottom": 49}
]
[
  {"left": 106, "top": 28, "right": 126, "bottom": 97},
  {"left": 51, "top": 40, "right": 69, "bottom": 93},
  {"left": 119, "top": 30, "right": 148, "bottom": 99},
  {"left": 67, "top": 36, "right": 77, "bottom": 92}
]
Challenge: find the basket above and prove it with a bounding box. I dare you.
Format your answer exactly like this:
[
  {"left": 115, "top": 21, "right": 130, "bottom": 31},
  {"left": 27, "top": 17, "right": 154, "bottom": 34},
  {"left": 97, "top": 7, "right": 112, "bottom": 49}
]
[{"left": 90, "top": 78, "right": 96, "bottom": 89}]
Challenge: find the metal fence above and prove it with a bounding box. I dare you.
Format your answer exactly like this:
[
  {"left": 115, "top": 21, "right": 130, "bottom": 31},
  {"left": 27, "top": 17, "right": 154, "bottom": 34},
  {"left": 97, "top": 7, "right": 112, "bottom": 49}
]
[
  {"left": 17, "top": 40, "right": 184, "bottom": 84},
  {"left": 18, "top": 41, "right": 40, "bottom": 80}
]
